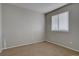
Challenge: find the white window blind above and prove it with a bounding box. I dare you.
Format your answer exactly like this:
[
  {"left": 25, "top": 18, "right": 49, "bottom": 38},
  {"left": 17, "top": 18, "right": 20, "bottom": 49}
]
[
  {"left": 51, "top": 11, "right": 69, "bottom": 32},
  {"left": 51, "top": 15, "right": 58, "bottom": 31}
]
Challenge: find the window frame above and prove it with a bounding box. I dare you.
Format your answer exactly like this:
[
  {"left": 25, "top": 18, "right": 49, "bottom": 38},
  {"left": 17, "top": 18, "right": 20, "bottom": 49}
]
[{"left": 51, "top": 11, "right": 69, "bottom": 32}]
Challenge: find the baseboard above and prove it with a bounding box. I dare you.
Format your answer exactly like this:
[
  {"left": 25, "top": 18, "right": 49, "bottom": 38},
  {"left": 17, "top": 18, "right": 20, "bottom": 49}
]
[
  {"left": 4, "top": 40, "right": 79, "bottom": 52},
  {"left": 46, "top": 40, "right": 79, "bottom": 52},
  {"left": 3, "top": 40, "right": 44, "bottom": 50}
]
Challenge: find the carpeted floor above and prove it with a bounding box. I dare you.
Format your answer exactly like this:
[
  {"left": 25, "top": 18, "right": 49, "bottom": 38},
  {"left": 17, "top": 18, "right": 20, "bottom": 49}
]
[{"left": 0, "top": 41, "right": 79, "bottom": 56}]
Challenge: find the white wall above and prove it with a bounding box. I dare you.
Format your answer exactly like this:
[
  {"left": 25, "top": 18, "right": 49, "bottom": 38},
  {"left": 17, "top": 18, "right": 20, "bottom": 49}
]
[
  {"left": 0, "top": 4, "right": 2, "bottom": 53},
  {"left": 2, "top": 4, "right": 45, "bottom": 49}
]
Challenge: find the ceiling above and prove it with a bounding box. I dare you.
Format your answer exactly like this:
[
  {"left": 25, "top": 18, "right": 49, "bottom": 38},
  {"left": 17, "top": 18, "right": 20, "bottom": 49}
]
[{"left": 11, "top": 3, "right": 68, "bottom": 14}]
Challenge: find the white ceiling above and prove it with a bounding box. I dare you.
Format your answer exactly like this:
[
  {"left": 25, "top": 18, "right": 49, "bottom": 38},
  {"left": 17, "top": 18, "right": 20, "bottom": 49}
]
[{"left": 11, "top": 3, "right": 67, "bottom": 14}]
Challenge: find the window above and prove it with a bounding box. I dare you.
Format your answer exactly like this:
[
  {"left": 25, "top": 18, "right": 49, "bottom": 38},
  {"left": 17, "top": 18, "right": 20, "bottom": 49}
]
[
  {"left": 51, "top": 11, "right": 69, "bottom": 32},
  {"left": 51, "top": 15, "right": 58, "bottom": 31}
]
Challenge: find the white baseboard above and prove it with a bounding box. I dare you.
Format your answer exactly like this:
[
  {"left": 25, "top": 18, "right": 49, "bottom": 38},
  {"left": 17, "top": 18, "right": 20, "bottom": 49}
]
[
  {"left": 3, "top": 39, "right": 79, "bottom": 52},
  {"left": 46, "top": 40, "right": 79, "bottom": 52},
  {"left": 4, "top": 40, "right": 44, "bottom": 50}
]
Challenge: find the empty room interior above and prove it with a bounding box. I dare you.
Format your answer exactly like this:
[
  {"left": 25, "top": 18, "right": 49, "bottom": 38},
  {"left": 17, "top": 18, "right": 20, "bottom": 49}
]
[{"left": 0, "top": 3, "right": 79, "bottom": 56}]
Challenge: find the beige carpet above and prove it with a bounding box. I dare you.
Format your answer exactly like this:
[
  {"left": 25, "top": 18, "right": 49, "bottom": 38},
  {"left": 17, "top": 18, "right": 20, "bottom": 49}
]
[{"left": 0, "top": 41, "right": 79, "bottom": 56}]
